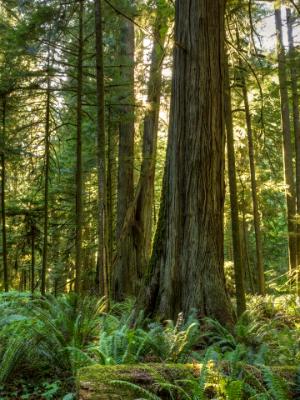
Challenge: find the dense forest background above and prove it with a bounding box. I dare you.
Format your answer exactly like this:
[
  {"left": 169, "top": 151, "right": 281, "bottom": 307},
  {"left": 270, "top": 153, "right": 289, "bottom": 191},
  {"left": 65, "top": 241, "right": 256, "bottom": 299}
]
[
  {"left": 1, "top": 0, "right": 300, "bottom": 399},
  {"left": 1, "top": 0, "right": 300, "bottom": 308}
]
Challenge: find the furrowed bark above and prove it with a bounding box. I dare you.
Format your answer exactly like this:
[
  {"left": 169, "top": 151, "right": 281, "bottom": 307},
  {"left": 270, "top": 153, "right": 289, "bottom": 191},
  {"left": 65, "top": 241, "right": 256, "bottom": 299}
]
[{"left": 145, "top": 0, "right": 234, "bottom": 326}]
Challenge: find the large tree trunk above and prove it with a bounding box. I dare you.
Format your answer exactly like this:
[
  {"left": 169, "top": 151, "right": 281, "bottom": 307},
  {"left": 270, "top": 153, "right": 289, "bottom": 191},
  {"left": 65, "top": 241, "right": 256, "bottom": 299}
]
[
  {"left": 41, "top": 52, "right": 51, "bottom": 296},
  {"left": 224, "top": 57, "right": 246, "bottom": 315},
  {"left": 74, "top": 0, "right": 84, "bottom": 294},
  {"left": 145, "top": 0, "right": 234, "bottom": 325},
  {"left": 94, "top": 0, "right": 109, "bottom": 299},
  {"left": 1, "top": 96, "right": 8, "bottom": 292},
  {"left": 114, "top": 9, "right": 136, "bottom": 300},
  {"left": 240, "top": 67, "right": 265, "bottom": 295},
  {"left": 275, "top": 3, "right": 297, "bottom": 273},
  {"left": 286, "top": 7, "right": 300, "bottom": 294}
]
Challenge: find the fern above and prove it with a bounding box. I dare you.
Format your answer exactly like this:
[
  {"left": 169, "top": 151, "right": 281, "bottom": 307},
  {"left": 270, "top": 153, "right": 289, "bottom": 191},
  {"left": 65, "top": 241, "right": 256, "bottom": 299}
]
[
  {"left": 261, "top": 366, "right": 289, "bottom": 400},
  {"left": 225, "top": 380, "right": 243, "bottom": 400}
]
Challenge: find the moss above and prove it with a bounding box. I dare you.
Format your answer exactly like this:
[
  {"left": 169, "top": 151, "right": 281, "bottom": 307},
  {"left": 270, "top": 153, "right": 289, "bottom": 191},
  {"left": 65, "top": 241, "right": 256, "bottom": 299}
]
[
  {"left": 77, "top": 363, "right": 300, "bottom": 400},
  {"left": 77, "top": 363, "right": 197, "bottom": 400}
]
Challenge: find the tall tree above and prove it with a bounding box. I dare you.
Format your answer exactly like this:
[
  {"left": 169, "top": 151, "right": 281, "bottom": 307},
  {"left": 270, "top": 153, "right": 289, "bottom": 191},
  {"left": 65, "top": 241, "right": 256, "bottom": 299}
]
[
  {"left": 41, "top": 50, "right": 51, "bottom": 296},
  {"left": 115, "top": 2, "right": 170, "bottom": 297},
  {"left": 31, "top": 220, "right": 36, "bottom": 295},
  {"left": 224, "top": 57, "right": 246, "bottom": 315},
  {"left": 240, "top": 65, "right": 265, "bottom": 295},
  {"left": 74, "top": 0, "right": 84, "bottom": 294},
  {"left": 275, "top": 2, "right": 297, "bottom": 272},
  {"left": 94, "top": 0, "right": 109, "bottom": 298},
  {"left": 286, "top": 7, "right": 300, "bottom": 292},
  {"left": 145, "top": 0, "right": 234, "bottom": 325},
  {"left": 1, "top": 95, "right": 8, "bottom": 292},
  {"left": 114, "top": 5, "right": 136, "bottom": 300},
  {"left": 134, "top": 3, "right": 168, "bottom": 283}
]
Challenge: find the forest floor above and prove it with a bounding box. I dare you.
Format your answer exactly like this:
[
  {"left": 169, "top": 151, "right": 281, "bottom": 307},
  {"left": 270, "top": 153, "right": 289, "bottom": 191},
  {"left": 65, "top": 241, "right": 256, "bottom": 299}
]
[{"left": 0, "top": 292, "right": 299, "bottom": 399}]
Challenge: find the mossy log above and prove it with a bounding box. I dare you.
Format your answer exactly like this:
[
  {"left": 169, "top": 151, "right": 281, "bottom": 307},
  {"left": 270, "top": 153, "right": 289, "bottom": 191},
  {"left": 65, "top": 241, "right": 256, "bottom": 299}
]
[
  {"left": 77, "top": 363, "right": 197, "bottom": 399},
  {"left": 77, "top": 363, "right": 299, "bottom": 400}
]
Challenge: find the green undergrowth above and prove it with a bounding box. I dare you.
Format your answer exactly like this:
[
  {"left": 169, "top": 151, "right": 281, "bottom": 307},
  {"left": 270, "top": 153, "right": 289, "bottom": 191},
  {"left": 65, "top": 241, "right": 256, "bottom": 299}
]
[{"left": 0, "top": 292, "right": 299, "bottom": 399}]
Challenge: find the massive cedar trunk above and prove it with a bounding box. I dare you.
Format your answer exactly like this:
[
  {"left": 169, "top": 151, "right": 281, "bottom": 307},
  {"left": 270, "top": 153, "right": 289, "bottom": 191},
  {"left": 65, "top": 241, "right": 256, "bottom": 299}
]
[
  {"left": 41, "top": 52, "right": 51, "bottom": 296},
  {"left": 74, "top": 0, "right": 84, "bottom": 294},
  {"left": 240, "top": 67, "right": 265, "bottom": 295},
  {"left": 224, "top": 57, "right": 246, "bottom": 315},
  {"left": 286, "top": 7, "right": 300, "bottom": 293},
  {"left": 1, "top": 96, "right": 8, "bottom": 292},
  {"left": 275, "top": 3, "right": 297, "bottom": 272},
  {"left": 94, "top": 0, "right": 109, "bottom": 298},
  {"left": 145, "top": 0, "right": 234, "bottom": 325},
  {"left": 114, "top": 10, "right": 136, "bottom": 300}
]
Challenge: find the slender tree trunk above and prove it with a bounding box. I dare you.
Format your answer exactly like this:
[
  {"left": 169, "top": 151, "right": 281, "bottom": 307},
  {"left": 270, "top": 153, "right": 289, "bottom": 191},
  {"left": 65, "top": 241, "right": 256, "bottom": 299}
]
[
  {"left": 106, "top": 106, "right": 114, "bottom": 273},
  {"left": 286, "top": 7, "right": 300, "bottom": 294},
  {"left": 1, "top": 96, "right": 8, "bottom": 292},
  {"left": 134, "top": 6, "right": 168, "bottom": 282},
  {"left": 74, "top": 0, "right": 84, "bottom": 294},
  {"left": 114, "top": 9, "right": 136, "bottom": 300},
  {"left": 31, "top": 223, "right": 35, "bottom": 295},
  {"left": 41, "top": 54, "right": 51, "bottom": 296},
  {"left": 275, "top": 3, "right": 297, "bottom": 272},
  {"left": 94, "top": 0, "right": 109, "bottom": 300},
  {"left": 240, "top": 68, "right": 265, "bottom": 295},
  {"left": 145, "top": 0, "right": 234, "bottom": 325},
  {"left": 224, "top": 57, "right": 246, "bottom": 315},
  {"left": 113, "top": 3, "right": 169, "bottom": 299}
]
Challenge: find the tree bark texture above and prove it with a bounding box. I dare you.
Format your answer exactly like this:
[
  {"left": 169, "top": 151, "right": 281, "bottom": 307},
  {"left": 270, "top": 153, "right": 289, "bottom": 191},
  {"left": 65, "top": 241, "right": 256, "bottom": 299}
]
[{"left": 145, "top": 0, "right": 234, "bottom": 325}]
